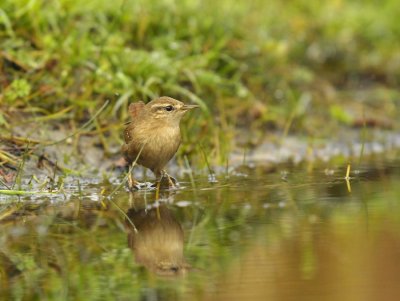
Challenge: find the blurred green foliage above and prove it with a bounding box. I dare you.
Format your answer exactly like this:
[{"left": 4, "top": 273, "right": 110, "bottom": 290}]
[
  {"left": 0, "top": 0, "right": 399, "bottom": 165},
  {"left": 3, "top": 79, "right": 31, "bottom": 103}
]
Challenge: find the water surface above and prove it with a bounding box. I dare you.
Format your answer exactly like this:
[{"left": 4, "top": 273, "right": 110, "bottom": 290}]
[{"left": 1, "top": 158, "right": 400, "bottom": 300}]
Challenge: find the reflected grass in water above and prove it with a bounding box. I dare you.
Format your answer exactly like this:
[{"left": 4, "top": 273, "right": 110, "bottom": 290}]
[{"left": 0, "top": 160, "right": 400, "bottom": 300}]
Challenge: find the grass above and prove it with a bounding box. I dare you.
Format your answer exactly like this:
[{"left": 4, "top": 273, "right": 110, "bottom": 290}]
[
  {"left": 0, "top": 0, "right": 399, "bottom": 176},
  {"left": 1, "top": 3, "right": 399, "bottom": 298}
]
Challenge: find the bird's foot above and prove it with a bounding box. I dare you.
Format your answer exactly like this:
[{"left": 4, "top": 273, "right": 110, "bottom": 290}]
[
  {"left": 127, "top": 173, "right": 143, "bottom": 191},
  {"left": 153, "top": 172, "right": 179, "bottom": 190},
  {"left": 167, "top": 174, "right": 178, "bottom": 186}
]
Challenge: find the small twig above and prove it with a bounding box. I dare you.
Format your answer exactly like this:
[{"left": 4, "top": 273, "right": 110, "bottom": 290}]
[
  {"left": 12, "top": 141, "right": 30, "bottom": 191},
  {"left": 41, "top": 100, "right": 110, "bottom": 148},
  {"left": 345, "top": 163, "right": 351, "bottom": 180},
  {"left": 345, "top": 163, "right": 351, "bottom": 193},
  {"left": 0, "top": 177, "right": 11, "bottom": 190},
  {"left": 184, "top": 155, "right": 196, "bottom": 189},
  {"left": 358, "top": 107, "right": 367, "bottom": 166},
  {"left": 199, "top": 143, "right": 214, "bottom": 175},
  {"left": 105, "top": 144, "right": 145, "bottom": 233},
  {"left": 0, "top": 190, "right": 57, "bottom": 195}
]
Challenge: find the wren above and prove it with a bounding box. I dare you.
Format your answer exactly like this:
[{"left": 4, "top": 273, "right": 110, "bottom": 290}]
[{"left": 122, "top": 96, "right": 198, "bottom": 189}]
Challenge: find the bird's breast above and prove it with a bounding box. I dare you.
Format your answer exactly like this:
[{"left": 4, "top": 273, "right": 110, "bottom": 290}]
[
  {"left": 129, "top": 125, "right": 181, "bottom": 171},
  {"left": 145, "top": 126, "right": 181, "bottom": 155}
]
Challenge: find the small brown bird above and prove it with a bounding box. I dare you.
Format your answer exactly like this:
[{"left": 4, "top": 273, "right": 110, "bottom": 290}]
[{"left": 122, "top": 96, "right": 198, "bottom": 189}]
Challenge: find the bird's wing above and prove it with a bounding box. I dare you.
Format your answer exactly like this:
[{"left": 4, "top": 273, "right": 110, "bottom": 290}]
[
  {"left": 129, "top": 101, "right": 145, "bottom": 119},
  {"left": 124, "top": 125, "right": 134, "bottom": 144},
  {"left": 124, "top": 101, "right": 145, "bottom": 147}
]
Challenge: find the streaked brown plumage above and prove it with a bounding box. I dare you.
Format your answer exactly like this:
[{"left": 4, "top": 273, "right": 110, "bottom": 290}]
[{"left": 122, "top": 96, "right": 198, "bottom": 187}]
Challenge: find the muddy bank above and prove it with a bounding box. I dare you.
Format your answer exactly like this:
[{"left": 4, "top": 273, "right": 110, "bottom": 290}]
[
  {"left": 231, "top": 129, "right": 400, "bottom": 166},
  {"left": 1, "top": 126, "right": 399, "bottom": 191}
]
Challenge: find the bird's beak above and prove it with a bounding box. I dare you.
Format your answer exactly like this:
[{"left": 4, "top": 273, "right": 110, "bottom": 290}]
[{"left": 181, "top": 104, "right": 200, "bottom": 111}]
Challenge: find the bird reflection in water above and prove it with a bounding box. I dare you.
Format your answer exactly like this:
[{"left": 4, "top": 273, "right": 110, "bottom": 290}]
[{"left": 125, "top": 192, "right": 190, "bottom": 276}]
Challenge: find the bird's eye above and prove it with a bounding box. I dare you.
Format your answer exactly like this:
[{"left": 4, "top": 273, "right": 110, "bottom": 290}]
[{"left": 164, "top": 105, "right": 174, "bottom": 111}]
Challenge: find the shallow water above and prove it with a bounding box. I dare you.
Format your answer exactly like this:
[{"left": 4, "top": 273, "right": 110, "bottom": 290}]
[{"left": 1, "top": 158, "right": 400, "bottom": 300}]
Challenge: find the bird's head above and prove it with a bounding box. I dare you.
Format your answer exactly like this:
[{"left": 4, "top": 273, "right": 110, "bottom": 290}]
[{"left": 146, "top": 97, "right": 198, "bottom": 125}]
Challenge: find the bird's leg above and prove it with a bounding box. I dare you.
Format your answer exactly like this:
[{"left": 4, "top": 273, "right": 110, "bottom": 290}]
[
  {"left": 152, "top": 170, "right": 163, "bottom": 188},
  {"left": 127, "top": 164, "right": 140, "bottom": 190},
  {"left": 152, "top": 170, "right": 178, "bottom": 189},
  {"left": 161, "top": 169, "right": 179, "bottom": 188},
  {"left": 159, "top": 171, "right": 171, "bottom": 189}
]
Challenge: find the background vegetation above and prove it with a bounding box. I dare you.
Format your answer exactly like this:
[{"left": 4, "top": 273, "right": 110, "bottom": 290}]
[
  {"left": 1, "top": 0, "right": 399, "bottom": 170},
  {"left": 1, "top": 1, "right": 400, "bottom": 299}
]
